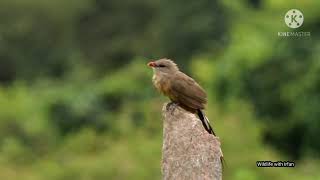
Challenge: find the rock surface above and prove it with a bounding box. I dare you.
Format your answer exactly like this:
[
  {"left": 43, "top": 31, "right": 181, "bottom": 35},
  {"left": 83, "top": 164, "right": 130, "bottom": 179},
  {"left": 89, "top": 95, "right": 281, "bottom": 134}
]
[{"left": 162, "top": 103, "right": 223, "bottom": 180}]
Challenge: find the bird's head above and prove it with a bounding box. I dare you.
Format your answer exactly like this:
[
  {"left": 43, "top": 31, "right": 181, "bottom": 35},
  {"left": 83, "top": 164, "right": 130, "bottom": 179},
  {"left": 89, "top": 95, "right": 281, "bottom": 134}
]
[{"left": 147, "top": 58, "right": 179, "bottom": 74}]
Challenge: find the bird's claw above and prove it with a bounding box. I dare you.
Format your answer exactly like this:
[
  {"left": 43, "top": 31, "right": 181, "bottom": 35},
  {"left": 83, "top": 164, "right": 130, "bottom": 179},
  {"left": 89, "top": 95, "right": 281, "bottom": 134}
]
[{"left": 166, "top": 102, "right": 178, "bottom": 115}]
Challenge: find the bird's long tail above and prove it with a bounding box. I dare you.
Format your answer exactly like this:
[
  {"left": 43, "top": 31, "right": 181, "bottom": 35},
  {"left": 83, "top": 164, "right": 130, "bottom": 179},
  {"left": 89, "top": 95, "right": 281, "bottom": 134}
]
[
  {"left": 197, "top": 110, "right": 226, "bottom": 170},
  {"left": 197, "top": 109, "right": 216, "bottom": 136}
]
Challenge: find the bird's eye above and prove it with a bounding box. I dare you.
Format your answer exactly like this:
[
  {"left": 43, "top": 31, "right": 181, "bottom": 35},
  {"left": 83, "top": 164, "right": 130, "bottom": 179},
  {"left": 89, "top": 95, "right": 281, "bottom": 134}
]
[{"left": 158, "top": 64, "right": 166, "bottom": 67}]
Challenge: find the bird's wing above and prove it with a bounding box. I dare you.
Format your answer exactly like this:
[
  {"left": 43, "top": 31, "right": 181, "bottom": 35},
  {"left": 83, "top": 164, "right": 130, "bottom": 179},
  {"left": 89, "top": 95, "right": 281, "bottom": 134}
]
[{"left": 169, "top": 72, "right": 207, "bottom": 110}]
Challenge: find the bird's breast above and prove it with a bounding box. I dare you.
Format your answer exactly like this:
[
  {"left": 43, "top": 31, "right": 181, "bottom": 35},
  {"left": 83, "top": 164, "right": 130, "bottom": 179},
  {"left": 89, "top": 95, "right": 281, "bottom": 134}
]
[{"left": 152, "top": 74, "right": 170, "bottom": 96}]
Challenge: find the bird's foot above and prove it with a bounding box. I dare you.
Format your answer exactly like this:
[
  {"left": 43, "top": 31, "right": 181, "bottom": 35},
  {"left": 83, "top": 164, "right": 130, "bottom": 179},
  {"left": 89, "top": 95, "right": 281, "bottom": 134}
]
[{"left": 166, "top": 102, "right": 179, "bottom": 115}]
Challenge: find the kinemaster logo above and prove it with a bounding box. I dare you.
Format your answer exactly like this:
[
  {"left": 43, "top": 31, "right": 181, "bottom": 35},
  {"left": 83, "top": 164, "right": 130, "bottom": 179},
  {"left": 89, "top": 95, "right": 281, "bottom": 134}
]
[{"left": 278, "top": 9, "right": 310, "bottom": 37}]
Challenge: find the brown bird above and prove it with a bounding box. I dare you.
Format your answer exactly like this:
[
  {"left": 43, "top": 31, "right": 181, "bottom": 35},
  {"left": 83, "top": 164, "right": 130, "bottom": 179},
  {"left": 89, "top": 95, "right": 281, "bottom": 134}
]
[{"left": 147, "top": 58, "right": 215, "bottom": 135}]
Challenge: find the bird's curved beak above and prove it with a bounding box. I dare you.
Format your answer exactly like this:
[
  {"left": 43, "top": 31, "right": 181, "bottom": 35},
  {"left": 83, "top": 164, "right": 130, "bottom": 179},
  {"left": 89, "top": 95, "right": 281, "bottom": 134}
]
[{"left": 147, "top": 61, "right": 156, "bottom": 67}]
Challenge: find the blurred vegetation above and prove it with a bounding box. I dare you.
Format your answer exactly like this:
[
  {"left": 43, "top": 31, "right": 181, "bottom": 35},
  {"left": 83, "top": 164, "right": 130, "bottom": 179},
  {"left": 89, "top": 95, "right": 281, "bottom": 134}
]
[{"left": 0, "top": 0, "right": 319, "bottom": 179}]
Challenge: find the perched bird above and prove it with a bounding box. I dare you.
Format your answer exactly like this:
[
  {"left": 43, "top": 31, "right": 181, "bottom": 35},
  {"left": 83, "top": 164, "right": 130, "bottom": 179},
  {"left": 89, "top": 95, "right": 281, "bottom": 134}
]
[{"left": 147, "top": 58, "right": 215, "bottom": 135}]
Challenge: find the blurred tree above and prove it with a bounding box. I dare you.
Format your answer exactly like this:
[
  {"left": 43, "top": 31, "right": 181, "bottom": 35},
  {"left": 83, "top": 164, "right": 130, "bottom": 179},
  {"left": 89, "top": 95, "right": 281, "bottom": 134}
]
[
  {"left": 152, "top": 0, "right": 228, "bottom": 65},
  {"left": 75, "top": 0, "right": 228, "bottom": 72},
  {"left": 75, "top": 0, "right": 158, "bottom": 71},
  {"left": 210, "top": 7, "right": 320, "bottom": 158}
]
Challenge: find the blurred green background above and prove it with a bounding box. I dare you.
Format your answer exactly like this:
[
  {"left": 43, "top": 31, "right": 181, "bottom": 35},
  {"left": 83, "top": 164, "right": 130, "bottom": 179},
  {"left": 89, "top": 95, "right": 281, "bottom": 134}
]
[{"left": 0, "top": 0, "right": 319, "bottom": 179}]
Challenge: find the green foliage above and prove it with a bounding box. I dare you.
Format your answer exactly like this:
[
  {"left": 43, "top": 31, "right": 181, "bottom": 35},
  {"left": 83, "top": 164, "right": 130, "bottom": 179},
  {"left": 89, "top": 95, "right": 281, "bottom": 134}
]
[
  {"left": 199, "top": 0, "right": 320, "bottom": 159},
  {"left": 0, "top": 0, "right": 320, "bottom": 179}
]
